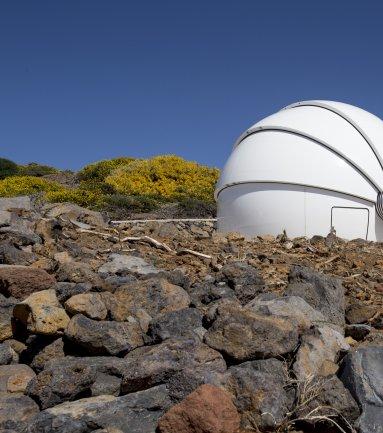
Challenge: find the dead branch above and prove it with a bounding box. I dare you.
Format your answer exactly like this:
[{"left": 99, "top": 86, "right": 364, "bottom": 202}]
[
  {"left": 177, "top": 248, "right": 212, "bottom": 259},
  {"left": 121, "top": 235, "right": 173, "bottom": 252}
]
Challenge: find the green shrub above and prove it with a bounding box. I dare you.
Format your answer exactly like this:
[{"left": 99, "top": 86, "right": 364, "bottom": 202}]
[
  {"left": 17, "top": 163, "right": 59, "bottom": 177},
  {"left": 177, "top": 197, "right": 217, "bottom": 218},
  {"left": 0, "top": 158, "right": 18, "bottom": 179},
  {"left": 105, "top": 155, "right": 219, "bottom": 202},
  {"left": 103, "top": 194, "right": 160, "bottom": 215},
  {"left": 45, "top": 188, "right": 105, "bottom": 208},
  {"left": 0, "top": 176, "right": 63, "bottom": 197},
  {"left": 78, "top": 157, "right": 136, "bottom": 182}
]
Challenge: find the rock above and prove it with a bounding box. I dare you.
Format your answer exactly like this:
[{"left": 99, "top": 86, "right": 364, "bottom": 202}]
[
  {"left": 158, "top": 384, "right": 240, "bottom": 433},
  {"left": 340, "top": 346, "right": 383, "bottom": 433},
  {"left": 295, "top": 375, "right": 360, "bottom": 425},
  {"left": 0, "top": 294, "right": 16, "bottom": 342},
  {"left": 34, "top": 218, "right": 62, "bottom": 244},
  {"left": 0, "top": 393, "right": 39, "bottom": 432},
  {"left": 293, "top": 325, "right": 350, "bottom": 380},
  {"left": 98, "top": 253, "right": 162, "bottom": 275},
  {"left": 44, "top": 202, "right": 106, "bottom": 227},
  {"left": 346, "top": 298, "right": 378, "bottom": 324},
  {"left": 65, "top": 314, "right": 143, "bottom": 355},
  {"left": 204, "top": 302, "right": 299, "bottom": 362},
  {"left": 0, "top": 342, "right": 18, "bottom": 364},
  {"left": 55, "top": 282, "right": 92, "bottom": 303},
  {"left": 122, "top": 338, "right": 226, "bottom": 394},
  {"left": 285, "top": 265, "right": 345, "bottom": 329},
  {"left": 27, "top": 356, "right": 128, "bottom": 408},
  {"left": 0, "top": 210, "right": 11, "bottom": 226},
  {"left": 55, "top": 261, "right": 104, "bottom": 288},
  {"left": 13, "top": 289, "right": 70, "bottom": 335},
  {"left": 0, "top": 364, "right": 35, "bottom": 393},
  {"left": 0, "top": 241, "right": 36, "bottom": 265},
  {"left": 246, "top": 295, "right": 328, "bottom": 331},
  {"left": 28, "top": 337, "right": 65, "bottom": 372},
  {"left": 218, "top": 261, "right": 265, "bottom": 305},
  {"left": 188, "top": 282, "right": 235, "bottom": 309},
  {"left": 147, "top": 308, "right": 204, "bottom": 343},
  {"left": 0, "top": 196, "right": 31, "bottom": 211},
  {"left": 27, "top": 385, "right": 171, "bottom": 433},
  {"left": 64, "top": 293, "right": 107, "bottom": 320},
  {"left": 224, "top": 359, "right": 291, "bottom": 430},
  {"left": 345, "top": 324, "right": 372, "bottom": 341},
  {"left": 0, "top": 265, "right": 56, "bottom": 300},
  {"left": 110, "top": 278, "right": 190, "bottom": 321}
]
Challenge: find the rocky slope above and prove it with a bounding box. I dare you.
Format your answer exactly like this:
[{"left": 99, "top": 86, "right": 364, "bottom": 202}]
[{"left": 0, "top": 196, "right": 382, "bottom": 433}]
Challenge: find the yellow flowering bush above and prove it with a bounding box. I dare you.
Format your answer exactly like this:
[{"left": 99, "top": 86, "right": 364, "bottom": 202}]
[
  {"left": 45, "top": 188, "right": 104, "bottom": 208},
  {"left": 78, "top": 157, "right": 136, "bottom": 182},
  {"left": 0, "top": 176, "right": 64, "bottom": 197},
  {"left": 105, "top": 155, "right": 219, "bottom": 202}
]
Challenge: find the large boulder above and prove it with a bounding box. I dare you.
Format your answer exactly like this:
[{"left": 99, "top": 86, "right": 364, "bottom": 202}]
[
  {"left": 110, "top": 278, "right": 190, "bottom": 321},
  {"left": 0, "top": 364, "right": 35, "bottom": 393},
  {"left": 147, "top": 308, "right": 204, "bottom": 343},
  {"left": 65, "top": 313, "right": 144, "bottom": 356},
  {"left": 13, "top": 289, "right": 70, "bottom": 336},
  {"left": 218, "top": 261, "right": 265, "bottom": 305},
  {"left": 285, "top": 265, "right": 345, "bottom": 329},
  {"left": 55, "top": 282, "right": 92, "bottom": 303},
  {"left": 293, "top": 325, "right": 350, "bottom": 380},
  {"left": 158, "top": 384, "right": 240, "bottom": 433},
  {"left": 204, "top": 303, "right": 299, "bottom": 362},
  {"left": 27, "top": 356, "right": 128, "bottom": 409},
  {"left": 0, "top": 294, "right": 16, "bottom": 342},
  {"left": 0, "top": 265, "right": 56, "bottom": 300},
  {"left": 98, "top": 253, "right": 163, "bottom": 275},
  {"left": 246, "top": 295, "right": 328, "bottom": 332},
  {"left": 64, "top": 293, "right": 107, "bottom": 320},
  {"left": 224, "top": 358, "right": 291, "bottom": 431},
  {"left": 340, "top": 346, "right": 383, "bottom": 433},
  {"left": 28, "top": 337, "right": 65, "bottom": 372},
  {"left": 0, "top": 393, "right": 39, "bottom": 432},
  {"left": 0, "top": 196, "right": 31, "bottom": 211},
  {"left": 122, "top": 338, "right": 226, "bottom": 394},
  {"left": 26, "top": 385, "right": 171, "bottom": 433}
]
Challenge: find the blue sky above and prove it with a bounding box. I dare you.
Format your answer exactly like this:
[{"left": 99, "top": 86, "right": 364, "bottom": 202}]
[{"left": 1, "top": 0, "right": 383, "bottom": 170}]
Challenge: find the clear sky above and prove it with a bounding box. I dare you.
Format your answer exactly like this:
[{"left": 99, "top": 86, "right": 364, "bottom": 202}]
[{"left": 1, "top": 0, "right": 383, "bottom": 170}]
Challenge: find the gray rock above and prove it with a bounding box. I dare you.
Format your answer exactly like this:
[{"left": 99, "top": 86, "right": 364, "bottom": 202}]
[
  {"left": 65, "top": 314, "right": 144, "bottom": 356},
  {"left": 246, "top": 295, "right": 328, "bottom": 331},
  {"left": 188, "top": 282, "right": 235, "bottom": 308},
  {"left": 27, "top": 356, "right": 128, "bottom": 409},
  {"left": 340, "top": 346, "right": 383, "bottom": 433},
  {"left": 147, "top": 308, "right": 203, "bottom": 343},
  {"left": 285, "top": 265, "right": 345, "bottom": 329},
  {"left": 0, "top": 210, "right": 11, "bottom": 226},
  {"left": 0, "top": 241, "right": 36, "bottom": 265},
  {"left": 55, "top": 282, "right": 92, "bottom": 303},
  {"left": 0, "top": 196, "right": 31, "bottom": 211},
  {"left": 293, "top": 325, "right": 350, "bottom": 381},
  {"left": 204, "top": 302, "right": 299, "bottom": 362},
  {"left": 122, "top": 338, "right": 226, "bottom": 394},
  {"left": 0, "top": 294, "right": 16, "bottom": 342},
  {"left": 224, "top": 359, "right": 291, "bottom": 430},
  {"left": 0, "top": 342, "right": 17, "bottom": 365},
  {"left": 44, "top": 202, "right": 105, "bottom": 227},
  {"left": 295, "top": 375, "right": 360, "bottom": 426},
  {"left": 0, "top": 393, "right": 39, "bottom": 432},
  {"left": 98, "top": 253, "right": 162, "bottom": 275},
  {"left": 28, "top": 337, "right": 65, "bottom": 372},
  {"left": 219, "top": 261, "right": 265, "bottom": 305},
  {"left": 26, "top": 385, "right": 171, "bottom": 433}
]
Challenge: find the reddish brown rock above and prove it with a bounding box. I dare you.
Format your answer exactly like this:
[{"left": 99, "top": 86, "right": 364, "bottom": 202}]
[
  {"left": 157, "top": 384, "right": 240, "bottom": 433},
  {"left": 0, "top": 265, "right": 56, "bottom": 300}
]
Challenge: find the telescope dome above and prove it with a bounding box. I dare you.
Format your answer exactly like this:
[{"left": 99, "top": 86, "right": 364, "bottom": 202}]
[{"left": 216, "top": 100, "right": 383, "bottom": 241}]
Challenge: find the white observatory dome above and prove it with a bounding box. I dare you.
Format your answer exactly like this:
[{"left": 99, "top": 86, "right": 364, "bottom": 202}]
[{"left": 216, "top": 100, "right": 383, "bottom": 241}]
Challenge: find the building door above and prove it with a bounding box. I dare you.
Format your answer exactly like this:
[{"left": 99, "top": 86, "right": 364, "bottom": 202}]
[{"left": 331, "top": 207, "right": 369, "bottom": 240}]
